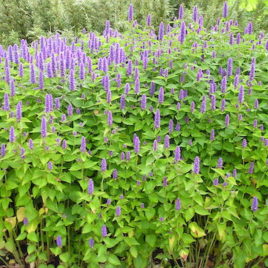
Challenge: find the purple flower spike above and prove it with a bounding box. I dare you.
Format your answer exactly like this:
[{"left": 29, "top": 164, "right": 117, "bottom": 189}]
[
  {"left": 200, "top": 96, "right": 206, "bottom": 113},
  {"left": 112, "top": 169, "right": 118, "bottom": 179},
  {"left": 248, "top": 162, "right": 254, "bottom": 174},
  {"left": 251, "top": 196, "right": 258, "bottom": 212},
  {"left": 225, "top": 114, "right": 230, "bottom": 127},
  {"left": 153, "top": 140, "right": 158, "bottom": 151},
  {"left": 175, "top": 198, "right": 181, "bottom": 210},
  {"left": 217, "top": 157, "right": 223, "bottom": 169},
  {"left": 210, "top": 129, "right": 215, "bottom": 141},
  {"left": 163, "top": 177, "right": 168, "bottom": 187},
  {"left": 193, "top": 156, "right": 200, "bottom": 174},
  {"left": 242, "top": 138, "right": 247, "bottom": 148},
  {"left": 115, "top": 206, "right": 121, "bottom": 216},
  {"left": 174, "top": 146, "right": 181, "bottom": 162},
  {"left": 107, "top": 111, "right": 113, "bottom": 126},
  {"left": 9, "top": 127, "right": 15, "bottom": 143},
  {"left": 134, "top": 135, "right": 140, "bottom": 154},
  {"left": 41, "top": 117, "right": 47, "bottom": 138},
  {"left": 158, "top": 22, "right": 165, "bottom": 41},
  {"left": 80, "top": 136, "right": 87, "bottom": 152},
  {"left": 88, "top": 179, "right": 94, "bottom": 194},
  {"left": 47, "top": 161, "right": 53, "bottom": 170},
  {"left": 178, "top": 4, "right": 184, "bottom": 19},
  {"left": 169, "top": 119, "right": 174, "bottom": 133},
  {"left": 101, "top": 225, "right": 107, "bottom": 237},
  {"left": 154, "top": 109, "right": 161, "bottom": 129},
  {"left": 179, "top": 21, "right": 186, "bottom": 44},
  {"left": 1, "top": 144, "right": 6, "bottom": 157},
  {"left": 164, "top": 135, "right": 170, "bottom": 149},
  {"left": 56, "top": 235, "right": 62, "bottom": 247},
  {"left": 141, "top": 94, "right": 147, "bottom": 110},
  {"left": 128, "top": 4, "right": 134, "bottom": 21},
  {"left": 101, "top": 159, "right": 107, "bottom": 172},
  {"left": 89, "top": 238, "right": 94, "bottom": 248},
  {"left": 227, "top": 58, "right": 233, "bottom": 76},
  {"left": 222, "top": 1, "right": 228, "bottom": 18},
  {"left": 3, "top": 93, "right": 10, "bottom": 111},
  {"left": 213, "top": 178, "right": 219, "bottom": 185},
  {"left": 158, "top": 87, "right": 164, "bottom": 104},
  {"left": 238, "top": 85, "right": 244, "bottom": 104},
  {"left": 16, "top": 101, "right": 22, "bottom": 121}
]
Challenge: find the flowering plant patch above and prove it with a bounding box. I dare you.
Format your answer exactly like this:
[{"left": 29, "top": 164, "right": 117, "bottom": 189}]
[{"left": 0, "top": 2, "right": 268, "bottom": 267}]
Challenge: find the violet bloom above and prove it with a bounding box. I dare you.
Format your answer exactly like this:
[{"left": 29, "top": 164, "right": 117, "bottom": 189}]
[
  {"left": 41, "top": 117, "right": 47, "bottom": 138},
  {"left": 238, "top": 85, "right": 244, "bottom": 104},
  {"left": 254, "top": 99, "right": 259, "bottom": 109},
  {"left": 227, "top": 58, "right": 233, "bottom": 76},
  {"left": 251, "top": 196, "right": 258, "bottom": 212},
  {"left": 213, "top": 178, "right": 219, "bottom": 185},
  {"left": 179, "top": 21, "right": 186, "bottom": 44},
  {"left": 158, "top": 87, "right": 164, "bottom": 104},
  {"left": 153, "top": 140, "right": 158, "bottom": 151},
  {"left": 175, "top": 198, "right": 181, "bottom": 210},
  {"left": 221, "top": 99, "right": 226, "bottom": 112},
  {"left": 120, "top": 94, "right": 126, "bottom": 110},
  {"left": 126, "top": 151, "right": 131, "bottom": 160},
  {"left": 178, "top": 4, "right": 184, "bottom": 19},
  {"left": 101, "top": 159, "right": 107, "bottom": 172},
  {"left": 233, "top": 169, "right": 237, "bottom": 177},
  {"left": 9, "top": 126, "right": 15, "bottom": 143},
  {"left": 158, "top": 22, "right": 165, "bottom": 41},
  {"left": 135, "top": 77, "right": 140, "bottom": 94},
  {"left": 56, "top": 235, "right": 62, "bottom": 247},
  {"left": 222, "top": 1, "right": 228, "bottom": 18},
  {"left": 225, "top": 114, "right": 230, "bottom": 127},
  {"left": 128, "top": 4, "right": 134, "bottom": 21},
  {"left": 193, "top": 156, "right": 200, "bottom": 174},
  {"left": 101, "top": 225, "right": 107, "bottom": 237},
  {"left": 192, "top": 6, "right": 198, "bottom": 22},
  {"left": 174, "top": 146, "right": 181, "bottom": 162},
  {"left": 141, "top": 94, "right": 147, "bottom": 110},
  {"left": 120, "top": 152, "right": 125, "bottom": 160},
  {"left": 200, "top": 96, "right": 206, "bottom": 113},
  {"left": 164, "top": 135, "right": 170, "bottom": 149},
  {"left": 191, "top": 101, "right": 195, "bottom": 112},
  {"left": 23, "top": 217, "right": 28, "bottom": 225},
  {"left": 248, "top": 162, "right": 254, "bottom": 174},
  {"left": 16, "top": 101, "right": 22, "bottom": 121},
  {"left": 249, "top": 57, "right": 256, "bottom": 81},
  {"left": 242, "top": 138, "right": 247, "bottom": 148},
  {"left": 112, "top": 169, "right": 118, "bottom": 179},
  {"left": 88, "top": 179, "right": 94, "bottom": 194},
  {"left": 163, "top": 177, "right": 168, "bottom": 187},
  {"left": 211, "top": 95, "right": 216, "bottom": 110},
  {"left": 221, "top": 76, "right": 227, "bottom": 93},
  {"left": 217, "top": 157, "right": 223, "bottom": 169},
  {"left": 154, "top": 109, "right": 161, "bottom": 129},
  {"left": 3, "top": 93, "right": 10, "bottom": 111},
  {"left": 107, "top": 111, "right": 113, "bottom": 126},
  {"left": 106, "top": 89, "right": 112, "bottom": 104},
  {"left": 80, "top": 136, "right": 87, "bottom": 152},
  {"left": 134, "top": 136, "right": 140, "bottom": 154},
  {"left": 210, "top": 129, "right": 215, "bottom": 141},
  {"left": 115, "top": 206, "right": 121, "bottom": 216},
  {"left": 169, "top": 119, "right": 174, "bottom": 133},
  {"left": 1, "top": 144, "right": 6, "bottom": 157},
  {"left": 69, "top": 69, "right": 76, "bottom": 91},
  {"left": 47, "top": 161, "right": 53, "bottom": 170},
  {"left": 89, "top": 239, "right": 94, "bottom": 248}
]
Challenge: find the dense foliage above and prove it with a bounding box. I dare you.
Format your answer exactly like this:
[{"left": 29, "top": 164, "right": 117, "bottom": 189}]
[
  {"left": 0, "top": 0, "right": 268, "bottom": 46},
  {"left": 0, "top": 2, "right": 268, "bottom": 267}
]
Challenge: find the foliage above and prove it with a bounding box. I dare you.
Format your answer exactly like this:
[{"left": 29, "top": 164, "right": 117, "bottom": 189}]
[{"left": 0, "top": 2, "right": 268, "bottom": 268}]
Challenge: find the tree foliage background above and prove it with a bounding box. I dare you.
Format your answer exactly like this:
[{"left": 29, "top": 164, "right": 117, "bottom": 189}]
[{"left": 0, "top": 0, "right": 267, "bottom": 46}]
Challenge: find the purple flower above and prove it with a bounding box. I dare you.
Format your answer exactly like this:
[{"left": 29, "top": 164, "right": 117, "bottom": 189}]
[
  {"left": 16, "top": 101, "right": 22, "bottom": 121},
  {"left": 158, "top": 22, "right": 165, "bottom": 41},
  {"left": 222, "top": 1, "right": 228, "bottom": 18},
  {"left": 210, "top": 95, "right": 216, "bottom": 110},
  {"left": 210, "top": 129, "right": 215, "bottom": 141},
  {"left": 233, "top": 169, "right": 237, "bottom": 177},
  {"left": 106, "top": 199, "right": 111, "bottom": 205},
  {"left": 225, "top": 114, "right": 230, "bottom": 127},
  {"left": 251, "top": 196, "right": 258, "bottom": 212},
  {"left": 9, "top": 126, "right": 15, "bottom": 143},
  {"left": 192, "top": 6, "right": 198, "bottom": 22},
  {"left": 248, "top": 162, "right": 254, "bottom": 174},
  {"left": 191, "top": 101, "right": 195, "bottom": 112},
  {"left": 169, "top": 119, "right": 174, "bottom": 133},
  {"left": 112, "top": 169, "right": 118, "bottom": 179},
  {"left": 101, "top": 225, "right": 107, "bottom": 237},
  {"left": 134, "top": 136, "right": 140, "bottom": 154},
  {"left": 89, "top": 238, "right": 94, "bottom": 248},
  {"left": 134, "top": 77, "right": 140, "bottom": 94},
  {"left": 174, "top": 146, "right": 181, "bottom": 162},
  {"left": 115, "top": 206, "right": 121, "bottom": 216},
  {"left": 107, "top": 111, "right": 113, "bottom": 126},
  {"left": 88, "top": 179, "right": 94, "bottom": 194},
  {"left": 249, "top": 57, "right": 256, "bottom": 81},
  {"left": 193, "top": 156, "right": 200, "bottom": 174},
  {"left": 106, "top": 89, "right": 112, "bottom": 104},
  {"left": 69, "top": 69, "right": 76, "bottom": 91},
  {"left": 153, "top": 140, "right": 158, "bottom": 151},
  {"left": 41, "top": 117, "right": 47, "bottom": 138},
  {"left": 217, "top": 157, "right": 223, "bottom": 169},
  {"left": 3, "top": 93, "right": 10, "bottom": 111},
  {"left": 227, "top": 58, "right": 233, "bottom": 76},
  {"left": 254, "top": 99, "right": 259, "bottom": 109},
  {"left": 179, "top": 21, "right": 186, "bottom": 44},
  {"left": 47, "top": 161, "right": 53, "bottom": 170},
  {"left": 120, "top": 94, "right": 126, "bottom": 110},
  {"left": 154, "top": 109, "right": 161, "bottom": 129},
  {"left": 141, "top": 94, "right": 147, "bottom": 110},
  {"left": 80, "top": 136, "right": 87, "bottom": 152},
  {"left": 175, "top": 198, "right": 181, "bottom": 210},
  {"left": 146, "top": 15, "right": 152, "bottom": 26},
  {"left": 120, "top": 152, "right": 125, "bottom": 160},
  {"left": 178, "top": 4, "right": 184, "bottom": 19},
  {"left": 158, "top": 87, "right": 164, "bottom": 104},
  {"left": 253, "top": 119, "right": 258, "bottom": 128},
  {"left": 200, "top": 96, "right": 206, "bottom": 113},
  {"left": 163, "top": 177, "right": 168, "bottom": 187},
  {"left": 213, "top": 178, "right": 219, "bottom": 185},
  {"left": 128, "top": 4, "right": 134, "bottom": 21},
  {"left": 164, "top": 135, "right": 170, "bottom": 149},
  {"left": 221, "top": 76, "right": 227, "bottom": 93},
  {"left": 30, "top": 64, "right": 35, "bottom": 84},
  {"left": 1, "top": 144, "right": 6, "bottom": 157},
  {"left": 221, "top": 99, "right": 226, "bottom": 112},
  {"left": 101, "top": 159, "right": 107, "bottom": 172},
  {"left": 56, "top": 235, "right": 62, "bottom": 247},
  {"left": 238, "top": 85, "right": 244, "bottom": 104},
  {"left": 10, "top": 80, "right": 15, "bottom": 97},
  {"left": 242, "top": 138, "right": 247, "bottom": 148},
  {"left": 23, "top": 217, "right": 28, "bottom": 225}
]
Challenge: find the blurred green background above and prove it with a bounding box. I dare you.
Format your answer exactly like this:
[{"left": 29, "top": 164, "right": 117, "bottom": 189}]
[{"left": 0, "top": 0, "right": 267, "bottom": 46}]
